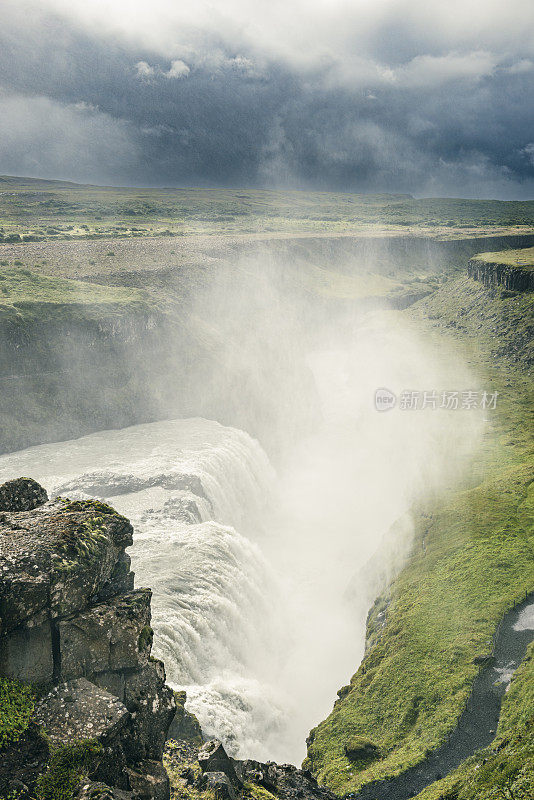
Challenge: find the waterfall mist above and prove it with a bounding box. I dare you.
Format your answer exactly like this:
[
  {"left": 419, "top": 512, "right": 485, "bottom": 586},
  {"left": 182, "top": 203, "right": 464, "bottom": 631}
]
[{"left": 0, "top": 245, "right": 485, "bottom": 764}]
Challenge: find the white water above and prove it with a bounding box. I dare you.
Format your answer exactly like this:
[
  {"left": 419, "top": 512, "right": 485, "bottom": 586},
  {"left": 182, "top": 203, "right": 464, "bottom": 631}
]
[{"left": 0, "top": 316, "right": 484, "bottom": 764}]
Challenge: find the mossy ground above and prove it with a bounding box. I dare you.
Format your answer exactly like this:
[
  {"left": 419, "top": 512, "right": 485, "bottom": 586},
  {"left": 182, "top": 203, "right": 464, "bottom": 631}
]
[
  {"left": 36, "top": 740, "right": 102, "bottom": 800},
  {"left": 164, "top": 740, "right": 215, "bottom": 800},
  {"left": 471, "top": 247, "right": 534, "bottom": 268},
  {"left": 305, "top": 277, "right": 534, "bottom": 796},
  {"left": 0, "top": 678, "right": 35, "bottom": 750},
  {"left": 0, "top": 267, "right": 152, "bottom": 325}
]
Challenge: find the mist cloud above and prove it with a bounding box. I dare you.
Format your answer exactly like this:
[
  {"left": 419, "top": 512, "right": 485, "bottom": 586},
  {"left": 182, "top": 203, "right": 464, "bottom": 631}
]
[{"left": 1, "top": 0, "right": 533, "bottom": 196}]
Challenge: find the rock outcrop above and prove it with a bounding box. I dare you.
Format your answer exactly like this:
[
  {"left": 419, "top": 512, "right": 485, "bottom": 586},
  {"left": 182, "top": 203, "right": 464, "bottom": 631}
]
[
  {"left": 165, "top": 738, "right": 337, "bottom": 800},
  {"left": 0, "top": 478, "right": 177, "bottom": 800},
  {"left": 468, "top": 258, "right": 534, "bottom": 291}
]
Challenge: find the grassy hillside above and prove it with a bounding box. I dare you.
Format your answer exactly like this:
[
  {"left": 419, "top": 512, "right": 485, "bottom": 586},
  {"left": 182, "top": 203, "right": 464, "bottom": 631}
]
[
  {"left": 416, "top": 641, "right": 534, "bottom": 800},
  {"left": 304, "top": 276, "right": 534, "bottom": 796},
  {"left": 2, "top": 175, "right": 534, "bottom": 241},
  {"left": 0, "top": 266, "right": 151, "bottom": 324}
]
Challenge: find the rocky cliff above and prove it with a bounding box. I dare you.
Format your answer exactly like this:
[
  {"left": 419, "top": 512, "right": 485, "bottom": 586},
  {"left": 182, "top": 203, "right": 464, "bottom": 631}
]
[
  {"left": 0, "top": 477, "right": 176, "bottom": 800},
  {"left": 467, "top": 257, "right": 534, "bottom": 291}
]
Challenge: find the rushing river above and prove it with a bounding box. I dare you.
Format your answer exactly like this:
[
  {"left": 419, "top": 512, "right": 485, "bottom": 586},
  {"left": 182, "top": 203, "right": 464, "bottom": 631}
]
[{"left": 0, "top": 321, "right": 483, "bottom": 764}]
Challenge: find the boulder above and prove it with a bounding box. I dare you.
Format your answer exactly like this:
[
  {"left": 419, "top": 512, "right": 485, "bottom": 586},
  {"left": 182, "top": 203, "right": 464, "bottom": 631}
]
[
  {"left": 122, "top": 659, "right": 176, "bottom": 761},
  {"left": 0, "top": 498, "right": 134, "bottom": 635},
  {"left": 126, "top": 760, "right": 170, "bottom": 800},
  {"left": 0, "top": 478, "right": 48, "bottom": 512},
  {"left": 34, "top": 678, "right": 130, "bottom": 746},
  {"left": 77, "top": 781, "right": 133, "bottom": 800},
  {"left": 344, "top": 736, "right": 381, "bottom": 762},
  {"left": 198, "top": 740, "right": 241, "bottom": 790},
  {"left": 202, "top": 772, "right": 236, "bottom": 800}
]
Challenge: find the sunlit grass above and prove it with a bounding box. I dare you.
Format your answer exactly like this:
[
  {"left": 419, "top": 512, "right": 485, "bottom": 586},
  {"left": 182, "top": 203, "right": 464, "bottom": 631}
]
[
  {"left": 305, "top": 278, "right": 534, "bottom": 794},
  {"left": 0, "top": 267, "right": 152, "bottom": 321}
]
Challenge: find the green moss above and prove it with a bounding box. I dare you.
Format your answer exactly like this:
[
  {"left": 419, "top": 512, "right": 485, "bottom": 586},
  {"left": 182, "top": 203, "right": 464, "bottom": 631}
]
[
  {"left": 59, "top": 499, "right": 120, "bottom": 517},
  {"left": 243, "top": 782, "right": 278, "bottom": 800},
  {"left": 36, "top": 740, "right": 103, "bottom": 800},
  {"left": 138, "top": 625, "right": 154, "bottom": 651},
  {"left": 416, "top": 642, "right": 534, "bottom": 800},
  {"left": 51, "top": 516, "right": 109, "bottom": 574},
  {"left": 306, "top": 281, "right": 534, "bottom": 795},
  {"left": 344, "top": 736, "right": 382, "bottom": 765},
  {"left": 0, "top": 678, "right": 35, "bottom": 749}
]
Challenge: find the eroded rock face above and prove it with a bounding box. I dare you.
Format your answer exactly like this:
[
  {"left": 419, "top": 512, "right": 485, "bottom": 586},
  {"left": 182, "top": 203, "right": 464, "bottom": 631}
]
[
  {"left": 167, "top": 690, "right": 203, "bottom": 742},
  {"left": 59, "top": 590, "right": 152, "bottom": 679},
  {"left": 0, "top": 479, "right": 176, "bottom": 800},
  {"left": 34, "top": 678, "right": 130, "bottom": 745},
  {"left": 468, "top": 258, "right": 534, "bottom": 291}
]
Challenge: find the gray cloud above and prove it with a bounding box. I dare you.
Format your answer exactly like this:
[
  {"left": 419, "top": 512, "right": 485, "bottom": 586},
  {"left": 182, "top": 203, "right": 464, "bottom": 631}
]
[
  {"left": 0, "top": 90, "right": 139, "bottom": 184},
  {"left": 1, "top": 0, "right": 533, "bottom": 196}
]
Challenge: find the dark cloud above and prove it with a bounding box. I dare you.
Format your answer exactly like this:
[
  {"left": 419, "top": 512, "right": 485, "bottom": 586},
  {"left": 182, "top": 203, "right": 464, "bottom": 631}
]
[{"left": 1, "top": 0, "right": 533, "bottom": 197}]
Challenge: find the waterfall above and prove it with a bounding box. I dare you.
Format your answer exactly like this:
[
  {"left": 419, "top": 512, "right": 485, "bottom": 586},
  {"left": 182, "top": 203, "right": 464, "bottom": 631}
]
[
  {"left": 0, "top": 320, "right": 485, "bottom": 764},
  {"left": 0, "top": 418, "right": 293, "bottom": 760}
]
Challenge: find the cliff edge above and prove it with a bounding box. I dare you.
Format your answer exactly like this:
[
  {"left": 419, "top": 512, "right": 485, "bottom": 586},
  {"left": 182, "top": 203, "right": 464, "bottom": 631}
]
[{"left": 0, "top": 477, "right": 176, "bottom": 800}]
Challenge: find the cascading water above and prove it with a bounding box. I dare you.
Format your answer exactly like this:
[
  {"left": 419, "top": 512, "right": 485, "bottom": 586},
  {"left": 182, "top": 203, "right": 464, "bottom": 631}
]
[
  {"left": 0, "top": 418, "right": 291, "bottom": 758},
  {"left": 0, "top": 316, "right": 484, "bottom": 764}
]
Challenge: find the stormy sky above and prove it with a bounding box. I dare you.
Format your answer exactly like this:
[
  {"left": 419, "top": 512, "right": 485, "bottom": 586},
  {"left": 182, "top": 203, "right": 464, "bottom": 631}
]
[{"left": 1, "top": 0, "right": 534, "bottom": 197}]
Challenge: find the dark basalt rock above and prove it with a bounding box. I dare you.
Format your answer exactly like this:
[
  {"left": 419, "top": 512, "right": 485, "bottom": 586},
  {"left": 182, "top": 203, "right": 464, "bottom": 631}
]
[
  {"left": 167, "top": 690, "right": 203, "bottom": 742},
  {"left": 169, "top": 738, "right": 337, "bottom": 800},
  {"left": 122, "top": 659, "right": 176, "bottom": 762},
  {"left": 58, "top": 590, "right": 152, "bottom": 680},
  {"left": 468, "top": 258, "right": 534, "bottom": 291},
  {"left": 237, "top": 758, "right": 337, "bottom": 800},
  {"left": 77, "top": 781, "right": 133, "bottom": 800},
  {"left": 199, "top": 740, "right": 242, "bottom": 790},
  {"left": 201, "top": 771, "right": 236, "bottom": 800},
  {"left": 0, "top": 479, "right": 176, "bottom": 800},
  {"left": 0, "top": 477, "right": 48, "bottom": 512},
  {"left": 125, "top": 761, "right": 170, "bottom": 800},
  {"left": 34, "top": 678, "right": 130, "bottom": 746}
]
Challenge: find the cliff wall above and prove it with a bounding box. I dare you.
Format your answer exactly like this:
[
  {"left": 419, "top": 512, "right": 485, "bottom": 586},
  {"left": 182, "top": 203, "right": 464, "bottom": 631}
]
[
  {"left": 467, "top": 258, "right": 534, "bottom": 291},
  {"left": 0, "top": 477, "right": 176, "bottom": 800}
]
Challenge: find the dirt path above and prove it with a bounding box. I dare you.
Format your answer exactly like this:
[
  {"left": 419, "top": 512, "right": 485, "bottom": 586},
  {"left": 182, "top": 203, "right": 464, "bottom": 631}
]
[{"left": 347, "top": 594, "right": 534, "bottom": 800}]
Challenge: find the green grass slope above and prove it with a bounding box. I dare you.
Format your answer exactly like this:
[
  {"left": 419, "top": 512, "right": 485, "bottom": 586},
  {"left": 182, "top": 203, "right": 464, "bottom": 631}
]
[
  {"left": 0, "top": 266, "right": 151, "bottom": 324},
  {"left": 304, "top": 276, "right": 534, "bottom": 796},
  {"left": 416, "top": 641, "right": 534, "bottom": 800}
]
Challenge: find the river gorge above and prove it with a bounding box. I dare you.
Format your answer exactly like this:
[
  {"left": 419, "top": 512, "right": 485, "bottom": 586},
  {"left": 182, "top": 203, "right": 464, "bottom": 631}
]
[{"left": 0, "top": 306, "right": 483, "bottom": 767}]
